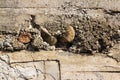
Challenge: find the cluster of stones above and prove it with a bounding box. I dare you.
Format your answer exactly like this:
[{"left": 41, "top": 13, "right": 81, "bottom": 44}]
[
  {"left": 40, "top": 14, "right": 120, "bottom": 54},
  {"left": 0, "top": 18, "right": 55, "bottom": 51},
  {"left": 0, "top": 11, "right": 120, "bottom": 54}
]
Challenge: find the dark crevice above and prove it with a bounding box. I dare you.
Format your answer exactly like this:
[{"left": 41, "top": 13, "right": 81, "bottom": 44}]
[
  {"left": 104, "top": 10, "right": 120, "bottom": 15},
  {"left": 31, "top": 15, "right": 40, "bottom": 29},
  {"left": 98, "top": 39, "right": 106, "bottom": 52},
  {"left": 27, "top": 42, "right": 39, "bottom": 51},
  {"left": 107, "top": 55, "right": 119, "bottom": 62}
]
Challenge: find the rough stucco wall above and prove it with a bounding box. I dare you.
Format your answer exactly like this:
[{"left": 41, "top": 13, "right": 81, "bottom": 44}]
[
  {"left": 0, "top": 0, "right": 120, "bottom": 53},
  {"left": 0, "top": 0, "right": 120, "bottom": 10},
  {"left": 0, "top": 0, "right": 120, "bottom": 33},
  {"left": 0, "top": 0, "right": 120, "bottom": 80},
  {"left": 0, "top": 0, "right": 119, "bottom": 29},
  {"left": 0, "top": 51, "right": 120, "bottom": 80}
]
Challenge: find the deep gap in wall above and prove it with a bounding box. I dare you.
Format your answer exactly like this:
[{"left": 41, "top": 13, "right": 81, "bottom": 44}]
[{"left": 98, "top": 39, "right": 106, "bottom": 52}]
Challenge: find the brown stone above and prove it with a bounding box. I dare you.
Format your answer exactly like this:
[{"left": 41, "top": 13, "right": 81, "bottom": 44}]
[
  {"left": 61, "top": 26, "right": 75, "bottom": 43},
  {"left": 18, "top": 32, "right": 32, "bottom": 44},
  {"left": 41, "top": 27, "right": 57, "bottom": 46}
]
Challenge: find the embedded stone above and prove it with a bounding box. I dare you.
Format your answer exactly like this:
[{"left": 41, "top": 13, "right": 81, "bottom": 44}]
[{"left": 18, "top": 32, "right": 32, "bottom": 44}]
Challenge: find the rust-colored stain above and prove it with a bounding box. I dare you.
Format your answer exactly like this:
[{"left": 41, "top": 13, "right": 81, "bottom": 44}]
[{"left": 18, "top": 32, "right": 32, "bottom": 44}]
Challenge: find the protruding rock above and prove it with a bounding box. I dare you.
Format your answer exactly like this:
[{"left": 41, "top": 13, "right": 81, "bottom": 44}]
[
  {"left": 12, "top": 38, "right": 26, "bottom": 51},
  {"left": 60, "top": 26, "right": 75, "bottom": 43},
  {"left": 41, "top": 27, "right": 57, "bottom": 46},
  {"left": 18, "top": 32, "right": 32, "bottom": 44},
  {"left": 33, "top": 35, "right": 43, "bottom": 50},
  {"left": 42, "top": 42, "right": 55, "bottom": 51},
  {"left": 45, "top": 36, "right": 57, "bottom": 46}
]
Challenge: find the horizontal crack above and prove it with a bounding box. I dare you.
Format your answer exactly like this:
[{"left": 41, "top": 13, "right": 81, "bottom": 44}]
[{"left": 70, "top": 71, "right": 120, "bottom": 73}]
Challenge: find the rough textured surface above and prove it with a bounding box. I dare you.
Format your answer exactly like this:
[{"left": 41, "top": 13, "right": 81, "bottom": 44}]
[
  {"left": 0, "top": 51, "right": 120, "bottom": 80},
  {"left": 108, "top": 41, "right": 120, "bottom": 62},
  {"left": 0, "top": 55, "right": 26, "bottom": 80},
  {"left": 0, "top": 15, "right": 119, "bottom": 53},
  {"left": 0, "top": 54, "right": 60, "bottom": 80},
  {"left": 0, "top": 1, "right": 120, "bottom": 53},
  {"left": 0, "top": 0, "right": 120, "bottom": 54}
]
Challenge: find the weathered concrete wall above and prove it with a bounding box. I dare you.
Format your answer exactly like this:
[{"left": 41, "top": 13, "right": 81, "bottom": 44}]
[
  {"left": 1, "top": 0, "right": 120, "bottom": 53},
  {"left": 0, "top": 0, "right": 120, "bottom": 80},
  {"left": 0, "top": 51, "right": 120, "bottom": 80},
  {"left": 0, "top": 0, "right": 120, "bottom": 10},
  {"left": 0, "top": 0, "right": 120, "bottom": 33}
]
